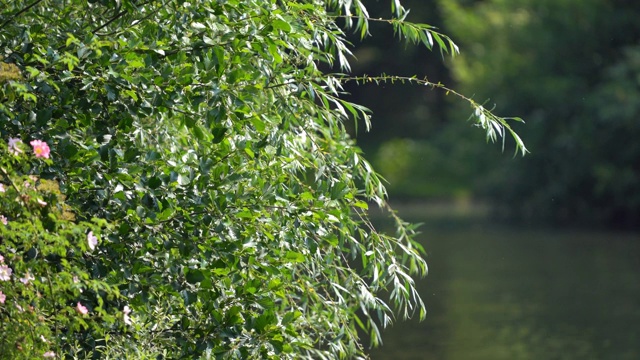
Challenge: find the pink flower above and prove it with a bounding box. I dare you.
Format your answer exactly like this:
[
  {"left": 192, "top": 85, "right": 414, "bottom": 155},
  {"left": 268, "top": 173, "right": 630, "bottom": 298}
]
[
  {"left": 8, "top": 138, "right": 23, "bottom": 155},
  {"left": 76, "top": 302, "right": 88, "bottom": 315},
  {"left": 0, "top": 265, "right": 12, "bottom": 281},
  {"left": 0, "top": 291, "right": 5, "bottom": 304},
  {"left": 0, "top": 215, "right": 7, "bottom": 225},
  {"left": 0, "top": 254, "right": 4, "bottom": 263},
  {"left": 37, "top": 199, "right": 47, "bottom": 207},
  {"left": 0, "top": 183, "right": 5, "bottom": 192},
  {"left": 20, "top": 272, "right": 34, "bottom": 285},
  {"left": 87, "top": 231, "right": 98, "bottom": 251},
  {"left": 30, "top": 140, "right": 50, "bottom": 159},
  {"left": 123, "top": 305, "right": 132, "bottom": 325},
  {"left": 43, "top": 351, "right": 56, "bottom": 358}
]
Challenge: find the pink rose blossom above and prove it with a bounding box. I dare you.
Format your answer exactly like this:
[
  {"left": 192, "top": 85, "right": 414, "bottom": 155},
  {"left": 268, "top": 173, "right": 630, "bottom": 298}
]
[
  {"left": 20, "top": 272, "right": 34, "bottom": 285},
  {"left": 8, "top": 138, "right": 23, "bottom": 155},
  {"left": 0, "top": 265, "right": 12, "bottom": 281},
  {"left": 0, "top": 183, "right": 5, "bottom": 192},
  {"left": 30, "top": 140, "right": 50, "bottom": 159},
  {"left": 43, "top": 351, "right": 56, "bottom": 358},
  {"left": 87, "top": 231, "right": 98, "bottom": 251},
  {"left": 0, "top": 254, "right": 4, "bottom": 263},
  {"left": 37, "top": 199, "right": 47, "bottom": 207},
  {"left": 0, "top": 215, "right": 7, "bottom": 225},
  {"left": 0, "top": 291, "right": 5, "bottom": 304},
  {"left": 76, "top": 302, "right": 88, "bottom": 315}
]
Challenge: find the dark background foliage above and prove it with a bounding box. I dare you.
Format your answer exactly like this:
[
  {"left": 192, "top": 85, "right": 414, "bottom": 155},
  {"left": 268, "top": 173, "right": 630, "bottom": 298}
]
[{"left": 349, "top": 0, "right": 640, "bottom": 228}]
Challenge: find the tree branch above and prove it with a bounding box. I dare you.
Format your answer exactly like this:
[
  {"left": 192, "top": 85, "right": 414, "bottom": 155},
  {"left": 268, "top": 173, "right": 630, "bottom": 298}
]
[{"left": 0, "top": 0, "right": 45, "bottom": 29}]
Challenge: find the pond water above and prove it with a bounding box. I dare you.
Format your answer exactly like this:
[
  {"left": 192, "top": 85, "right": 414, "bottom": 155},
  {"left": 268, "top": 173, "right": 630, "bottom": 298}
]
[{"left": 368, "top": 212, "right": 640, "bottom": 360}]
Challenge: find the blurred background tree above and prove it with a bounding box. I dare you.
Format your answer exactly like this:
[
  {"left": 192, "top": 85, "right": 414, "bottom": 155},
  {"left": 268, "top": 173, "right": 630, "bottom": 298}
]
[
  {"left": 350, "top": 0, "right": 640, "bottom": 228},
  {"left": 344, "top": 0, "right": 480, "bottom": 200}
]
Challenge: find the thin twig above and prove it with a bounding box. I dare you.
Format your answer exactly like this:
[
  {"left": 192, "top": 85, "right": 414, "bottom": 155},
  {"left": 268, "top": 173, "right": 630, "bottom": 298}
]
[
  {"left": 91, "top": 9, "right": 128, "bottom": 35},
  {"left": 0, "top": 0, "right": 45, "bottom": 29}
]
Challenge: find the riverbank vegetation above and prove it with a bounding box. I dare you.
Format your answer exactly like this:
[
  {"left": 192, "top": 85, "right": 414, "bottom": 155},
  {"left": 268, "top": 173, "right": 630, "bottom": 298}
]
[{"left": 0, "top": 0, "right": 521, "bottom": 358}]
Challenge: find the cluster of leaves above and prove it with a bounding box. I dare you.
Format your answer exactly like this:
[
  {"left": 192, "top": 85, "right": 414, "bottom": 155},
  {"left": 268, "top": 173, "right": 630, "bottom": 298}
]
[
  {"left": 0, "top": 139, "right": 121, "bottom": 358},
  {"left": 0, "top": 0, "right": 520, "bottom": 358}
]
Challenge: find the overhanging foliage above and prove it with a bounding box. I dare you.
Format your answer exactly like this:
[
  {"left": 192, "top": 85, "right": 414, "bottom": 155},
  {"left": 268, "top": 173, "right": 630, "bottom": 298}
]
[{"left": 0, "top": 0, "right": 522, "bottom": 358}]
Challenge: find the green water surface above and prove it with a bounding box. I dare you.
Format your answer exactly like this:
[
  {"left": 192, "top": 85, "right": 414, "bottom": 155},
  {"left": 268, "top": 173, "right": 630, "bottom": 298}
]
[{"left": 368, "top": 224, "right": 640, "bottom": 360}]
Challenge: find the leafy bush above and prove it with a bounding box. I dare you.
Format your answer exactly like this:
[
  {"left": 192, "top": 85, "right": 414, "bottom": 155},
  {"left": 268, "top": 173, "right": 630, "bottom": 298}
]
[
  {"left": 0, "top": 139, "right": 117, "bottom": 358},
  {"left": 0, "top": 0, "right": 520, "bottom": 358}
]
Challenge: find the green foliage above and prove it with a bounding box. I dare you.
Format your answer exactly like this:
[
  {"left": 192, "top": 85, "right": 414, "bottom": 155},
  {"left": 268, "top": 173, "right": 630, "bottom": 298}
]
[
  {"left": 0, "top": 0, "right": 519, "bottom": 358},
  {"left": 440, "top": 0, "right": 640, "bottom": 227},
  {"left": 0, "top": 140, "right": 119, "bottom": 358},
  {"left": 375, "top": 138, "right": 478, "bottom": 198}
]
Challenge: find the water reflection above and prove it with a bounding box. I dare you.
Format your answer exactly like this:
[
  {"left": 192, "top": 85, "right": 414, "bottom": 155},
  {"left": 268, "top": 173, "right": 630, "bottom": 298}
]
[{"left": 368, "top": 218, "right": 640, "bottom": 360}]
